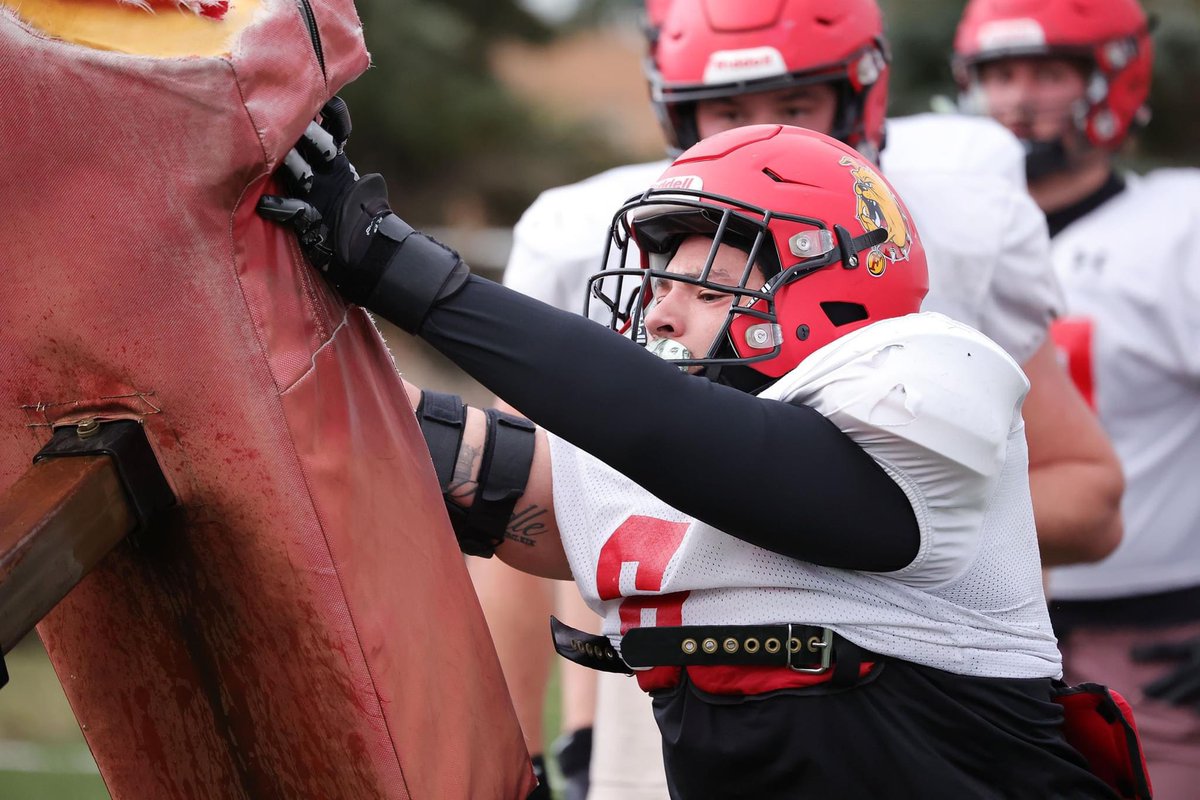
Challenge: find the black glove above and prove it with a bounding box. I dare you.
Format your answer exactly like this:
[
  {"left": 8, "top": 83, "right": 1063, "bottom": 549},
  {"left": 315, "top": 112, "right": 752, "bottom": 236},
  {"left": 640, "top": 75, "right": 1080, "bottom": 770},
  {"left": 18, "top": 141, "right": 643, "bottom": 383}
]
[
  {"left": 257, "top": 97, "right": 470, "bottom": 331},
  {"left": 1131, "top": 634, "right": 1200, "bottom": 712},
  {"left": 257, "top": 97, "right": 358, "bottom": 266},
  {"left": 258, "top": 96, "right": 392, "bottom": 301}
]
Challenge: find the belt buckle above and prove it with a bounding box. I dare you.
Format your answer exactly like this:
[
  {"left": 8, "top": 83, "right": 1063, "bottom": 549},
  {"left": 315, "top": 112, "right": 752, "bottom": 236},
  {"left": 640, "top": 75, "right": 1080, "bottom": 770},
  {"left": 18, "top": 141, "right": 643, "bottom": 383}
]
[{"left": 787, "top": 624, "right": 833, "bottom": 674}]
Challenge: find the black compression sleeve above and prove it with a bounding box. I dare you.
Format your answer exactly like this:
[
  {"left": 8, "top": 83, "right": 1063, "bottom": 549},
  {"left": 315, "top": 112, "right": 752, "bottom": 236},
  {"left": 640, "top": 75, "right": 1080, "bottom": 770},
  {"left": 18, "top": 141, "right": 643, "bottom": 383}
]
[{"left": 417, "top": 275, "right": 919, "bottom": 572}]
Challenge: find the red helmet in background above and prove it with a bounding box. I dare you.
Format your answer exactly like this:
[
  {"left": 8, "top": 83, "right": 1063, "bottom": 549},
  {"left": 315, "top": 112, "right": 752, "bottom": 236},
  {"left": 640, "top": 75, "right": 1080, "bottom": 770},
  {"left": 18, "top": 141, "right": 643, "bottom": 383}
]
[
  {"left": 587, "top": 125, "right": 927, "bottom": 386},
  {"left": 645, "top": 0, "right": 890, "bottom": 161},
  {"left": 953, "top": 0, "right": 1152, "bottom": 153},
  {"left": 644, "top": 0, "right": 673, "bottom": 31}
]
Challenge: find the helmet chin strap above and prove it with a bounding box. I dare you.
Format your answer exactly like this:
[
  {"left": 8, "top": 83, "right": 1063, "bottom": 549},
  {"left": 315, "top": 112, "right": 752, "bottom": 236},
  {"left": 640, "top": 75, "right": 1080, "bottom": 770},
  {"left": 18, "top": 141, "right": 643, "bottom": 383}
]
[
  {"left": 703, "top": 337, "right": 778, "bottom": 395},
  {"left": 1023, "top": 120, "right": 1106, "bottom": 182},
  {"left": 645, "top": 336, "right": 775, "bottom": 393},
  {"left": 1023, "top": 138, "right": 1072, "bottom": 181},
  {"left": 709, "top": 363, "right": 777, "bottom": 395}
]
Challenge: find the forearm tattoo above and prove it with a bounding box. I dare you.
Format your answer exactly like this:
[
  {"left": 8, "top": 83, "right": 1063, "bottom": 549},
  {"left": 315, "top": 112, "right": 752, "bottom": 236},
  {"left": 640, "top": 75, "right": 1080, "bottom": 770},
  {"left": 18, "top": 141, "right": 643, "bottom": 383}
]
[
  {"left": 505, "top": 504, "right": 548, "bottom": 547},
  {"left": 446, "top": 440, "right": 481, "bottom": 505}
]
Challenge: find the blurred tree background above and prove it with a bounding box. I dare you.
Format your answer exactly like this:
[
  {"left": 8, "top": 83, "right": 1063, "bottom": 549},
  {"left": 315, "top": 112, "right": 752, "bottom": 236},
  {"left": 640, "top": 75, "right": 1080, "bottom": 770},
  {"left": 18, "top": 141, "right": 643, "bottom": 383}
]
[
  {"left": 340, "top": 0, "right": 1199, "bottom": 234},
  {"left": 339, "top": 0, "right": 638, "bottom": 229}
]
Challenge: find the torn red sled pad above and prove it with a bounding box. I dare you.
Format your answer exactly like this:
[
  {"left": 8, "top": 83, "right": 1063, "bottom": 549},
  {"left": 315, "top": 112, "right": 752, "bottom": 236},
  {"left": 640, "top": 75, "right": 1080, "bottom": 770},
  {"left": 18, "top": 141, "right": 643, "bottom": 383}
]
[{"left": 0, "top": 1, "right": 533, "bottom": 797}]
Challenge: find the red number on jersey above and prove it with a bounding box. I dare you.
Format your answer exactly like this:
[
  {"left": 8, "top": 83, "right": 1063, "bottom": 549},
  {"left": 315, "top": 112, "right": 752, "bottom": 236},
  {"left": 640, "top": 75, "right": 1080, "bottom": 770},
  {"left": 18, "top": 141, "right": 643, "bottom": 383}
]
[
  {"left": 595, "top": 515, "right": 690, "bottom": 635},
  {"left": 1050, "top": 316, "right": 1096, "bottom": 410}
]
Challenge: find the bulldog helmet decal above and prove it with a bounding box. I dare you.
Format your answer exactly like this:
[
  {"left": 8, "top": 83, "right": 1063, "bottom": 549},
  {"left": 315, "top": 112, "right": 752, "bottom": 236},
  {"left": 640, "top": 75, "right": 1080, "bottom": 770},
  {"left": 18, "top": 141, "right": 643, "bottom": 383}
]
[{"left": 839, "top": 156, "right": 913, "bottom": 276}]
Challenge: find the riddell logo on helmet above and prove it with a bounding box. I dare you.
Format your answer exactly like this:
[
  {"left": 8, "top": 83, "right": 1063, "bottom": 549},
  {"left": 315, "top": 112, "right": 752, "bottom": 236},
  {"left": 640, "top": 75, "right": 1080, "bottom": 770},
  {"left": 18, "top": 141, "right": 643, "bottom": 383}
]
[
  {"left": 653, "top": 175, "right": 703, "bottom": 191},
  {"left": 704, "top": 47, "right": 787, "bottom": 84},
  {"left": 977, "top": 18, "right": 1046, "bottom": 51}
]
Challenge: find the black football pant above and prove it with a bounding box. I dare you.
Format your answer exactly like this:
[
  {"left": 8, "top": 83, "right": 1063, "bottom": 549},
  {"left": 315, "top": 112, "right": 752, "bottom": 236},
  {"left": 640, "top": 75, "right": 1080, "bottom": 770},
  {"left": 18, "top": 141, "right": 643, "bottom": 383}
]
[{"left": 651, "top": 659, "right": 1116, "bottom": 800}]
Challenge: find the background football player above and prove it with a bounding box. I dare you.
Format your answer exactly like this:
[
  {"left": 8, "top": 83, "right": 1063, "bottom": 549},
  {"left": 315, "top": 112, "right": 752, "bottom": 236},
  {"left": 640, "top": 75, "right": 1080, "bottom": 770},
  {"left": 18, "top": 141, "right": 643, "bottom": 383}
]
[
  {"left": 489, "top": 1, "right": 1126, "bottom": 796},
  {"left": 955, "top": 0, "right": 1200, "bottom": 794}
]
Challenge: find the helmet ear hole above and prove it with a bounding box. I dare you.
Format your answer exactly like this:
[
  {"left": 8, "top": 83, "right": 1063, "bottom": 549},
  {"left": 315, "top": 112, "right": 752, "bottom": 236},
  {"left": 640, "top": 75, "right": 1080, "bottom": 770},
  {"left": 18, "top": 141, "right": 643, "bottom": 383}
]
[{"left": 821, "top": 301, "right": 869, "bottom": 327}]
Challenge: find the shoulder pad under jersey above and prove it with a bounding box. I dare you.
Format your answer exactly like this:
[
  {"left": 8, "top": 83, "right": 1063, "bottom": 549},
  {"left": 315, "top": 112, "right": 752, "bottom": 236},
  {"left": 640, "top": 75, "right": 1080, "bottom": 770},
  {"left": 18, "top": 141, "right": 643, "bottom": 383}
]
[
  {"left": 1058, "top": 169, "right": 1200, "bottom": 263},
  {"left": 883, "top": 114, "right": 1026, "bottom": 189},
  {"left": 509, "top": 160, "right": 670, "bottom": 263},
  {"left": 762, "top": 313, "right": 1030, "bottom": 478},
  {"left": 1130, "top": 168, "right": 1200, "bottom": 213}
]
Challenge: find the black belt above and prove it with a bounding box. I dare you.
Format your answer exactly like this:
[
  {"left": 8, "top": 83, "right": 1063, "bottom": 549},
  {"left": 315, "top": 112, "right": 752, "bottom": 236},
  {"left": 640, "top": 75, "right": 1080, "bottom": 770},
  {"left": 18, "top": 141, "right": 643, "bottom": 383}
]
[
  {"left": 551, "top": 616, "right": 632, "bottom": 674},
  {"left": 550, "top": 617, "right": 867, "bottom": 678}
]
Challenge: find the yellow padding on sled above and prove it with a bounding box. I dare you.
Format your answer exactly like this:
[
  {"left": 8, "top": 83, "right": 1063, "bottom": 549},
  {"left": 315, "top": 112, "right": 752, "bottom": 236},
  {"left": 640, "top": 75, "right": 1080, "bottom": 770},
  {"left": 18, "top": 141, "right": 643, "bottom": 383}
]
[{"left": 3, "top": 0, "right": 260, "bottom": 57}]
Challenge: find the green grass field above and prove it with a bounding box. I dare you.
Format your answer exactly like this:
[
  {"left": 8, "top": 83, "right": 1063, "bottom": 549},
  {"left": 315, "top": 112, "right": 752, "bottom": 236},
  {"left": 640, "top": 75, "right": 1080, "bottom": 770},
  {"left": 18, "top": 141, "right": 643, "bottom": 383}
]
[
  {"left": 0, "top": 635, "right": 565, "bottom": 799},
  {"left": 0, "top": 637, "right": 108, "bottom": 799}
]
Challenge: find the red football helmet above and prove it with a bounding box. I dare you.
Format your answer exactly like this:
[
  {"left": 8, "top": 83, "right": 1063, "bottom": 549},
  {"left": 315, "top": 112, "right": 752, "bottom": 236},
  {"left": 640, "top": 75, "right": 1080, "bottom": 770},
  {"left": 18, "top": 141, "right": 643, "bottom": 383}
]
[
  {"left": 644, "top": 0, "right": 673, "bottom": 31},
  {"left": 645, "top": 0, "right": 890, "bottom": 161},
  {"left": 587, "top": 125, "right": 928, "bottom": 385},
  {"left": 953, "top": 0, "right": 1153, "bottom": 153}
]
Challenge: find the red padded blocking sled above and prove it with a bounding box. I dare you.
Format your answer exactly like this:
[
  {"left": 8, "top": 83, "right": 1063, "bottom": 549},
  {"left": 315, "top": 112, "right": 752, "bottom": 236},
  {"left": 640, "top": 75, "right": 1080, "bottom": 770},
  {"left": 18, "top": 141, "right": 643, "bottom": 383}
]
[{"left": 0, "top": 2, "right": 534, "bottom": 798}]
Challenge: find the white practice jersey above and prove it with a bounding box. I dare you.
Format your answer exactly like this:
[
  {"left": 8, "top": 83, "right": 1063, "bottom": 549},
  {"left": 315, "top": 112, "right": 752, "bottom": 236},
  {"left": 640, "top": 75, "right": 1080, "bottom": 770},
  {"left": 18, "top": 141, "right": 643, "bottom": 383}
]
[
  {"left": 882, "top": 114, "right": 1062, "bottom": 364},
  {"left": 1048, "top": 170, "right": 1200, "bottom": 599},
  {"left": 504, "top": 114, "right": 1062, "bottom": 366},
  {"left": 504, "top": 159, "right": 667, "bottom": 324},
  {"left": 549, "top": 313, "right": 1060, "bottom": 679},
  {"left": 882, "top": 113, "right": 1026, "bottom": 188}
]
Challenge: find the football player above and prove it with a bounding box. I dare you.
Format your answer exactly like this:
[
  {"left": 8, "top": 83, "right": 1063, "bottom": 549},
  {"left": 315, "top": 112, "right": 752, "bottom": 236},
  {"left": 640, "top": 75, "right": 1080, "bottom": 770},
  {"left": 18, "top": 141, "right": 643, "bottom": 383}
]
[
  {"left": 260, "top": 118, "right": 1121, "bottom": 799},
  {"left": 497, "top": 2, "right": 1126, "bottom": 795},
  {"left": 955, "top": 0, "right": 1200, "bottom": 794}
]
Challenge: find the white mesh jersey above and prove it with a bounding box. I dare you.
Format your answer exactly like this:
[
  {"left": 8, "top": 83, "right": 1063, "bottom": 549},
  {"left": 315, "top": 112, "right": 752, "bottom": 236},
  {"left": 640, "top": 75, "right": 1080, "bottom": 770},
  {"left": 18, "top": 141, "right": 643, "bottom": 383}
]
[
  {"left": 549, "top": 313, "right": 1061, "bottom": 679},
  {"left": 503, "top": 114, "right": 1061, "bottom": 365},
  {"left": 1048, "top": 170, "right": 1200, "bottom": 599}
]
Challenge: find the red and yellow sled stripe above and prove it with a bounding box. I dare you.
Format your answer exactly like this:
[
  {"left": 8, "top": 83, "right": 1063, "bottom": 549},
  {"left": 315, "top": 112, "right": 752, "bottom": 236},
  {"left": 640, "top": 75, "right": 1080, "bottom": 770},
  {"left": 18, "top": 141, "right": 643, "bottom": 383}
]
[{"left": 3, "top": 0, "right": 258, "bottom": 56}]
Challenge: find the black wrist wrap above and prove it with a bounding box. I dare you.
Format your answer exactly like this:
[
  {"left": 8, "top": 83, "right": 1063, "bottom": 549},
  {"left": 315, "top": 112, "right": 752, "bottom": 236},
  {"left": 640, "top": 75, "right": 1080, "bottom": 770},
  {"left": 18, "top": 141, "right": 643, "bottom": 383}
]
[
  {"left": 449, "top": 408, "right": 536, "bottom": 558},
  {"left": 414, "top": 390, "right": 466, "bottom": 490},
  {"left": 330, "top": 174, "right": 470, "bottom": 327},
  {"left": 365, "top": 218, "right": 470, "bottom": 334},
  {"left": 338, "top": 212, "right": 398, "bottom": 304}
]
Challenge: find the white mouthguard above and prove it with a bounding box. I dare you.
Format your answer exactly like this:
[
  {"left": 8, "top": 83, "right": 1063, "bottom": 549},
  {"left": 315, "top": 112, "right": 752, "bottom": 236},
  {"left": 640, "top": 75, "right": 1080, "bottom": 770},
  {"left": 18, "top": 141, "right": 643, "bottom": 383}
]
[{"left": 647, "top": 338, "right": 692, "bottom": 370}]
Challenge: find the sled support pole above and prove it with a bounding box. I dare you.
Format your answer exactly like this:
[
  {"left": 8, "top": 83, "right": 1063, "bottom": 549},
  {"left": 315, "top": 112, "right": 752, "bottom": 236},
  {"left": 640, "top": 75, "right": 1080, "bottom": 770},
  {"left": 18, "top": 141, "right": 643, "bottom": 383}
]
[{"left": 0, "top": 420, "right": 174, "bottom": 686}]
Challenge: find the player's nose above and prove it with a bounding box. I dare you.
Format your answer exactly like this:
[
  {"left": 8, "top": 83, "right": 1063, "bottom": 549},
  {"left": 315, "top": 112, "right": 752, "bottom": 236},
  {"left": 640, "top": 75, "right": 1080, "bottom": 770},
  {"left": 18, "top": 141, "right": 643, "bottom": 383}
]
[
  {"left": 644, "top": 292, "right": 684, "bottom": 339},
  {"left": 1002, "top": 68, "right": 1041, "bottom": 106}
]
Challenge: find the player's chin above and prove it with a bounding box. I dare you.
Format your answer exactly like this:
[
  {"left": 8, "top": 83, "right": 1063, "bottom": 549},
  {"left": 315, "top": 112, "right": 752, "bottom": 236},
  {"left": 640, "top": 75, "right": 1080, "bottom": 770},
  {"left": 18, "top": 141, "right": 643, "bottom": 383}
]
[{"left": 1002, "top": 120, "right": 1035, "bottom": 140}]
